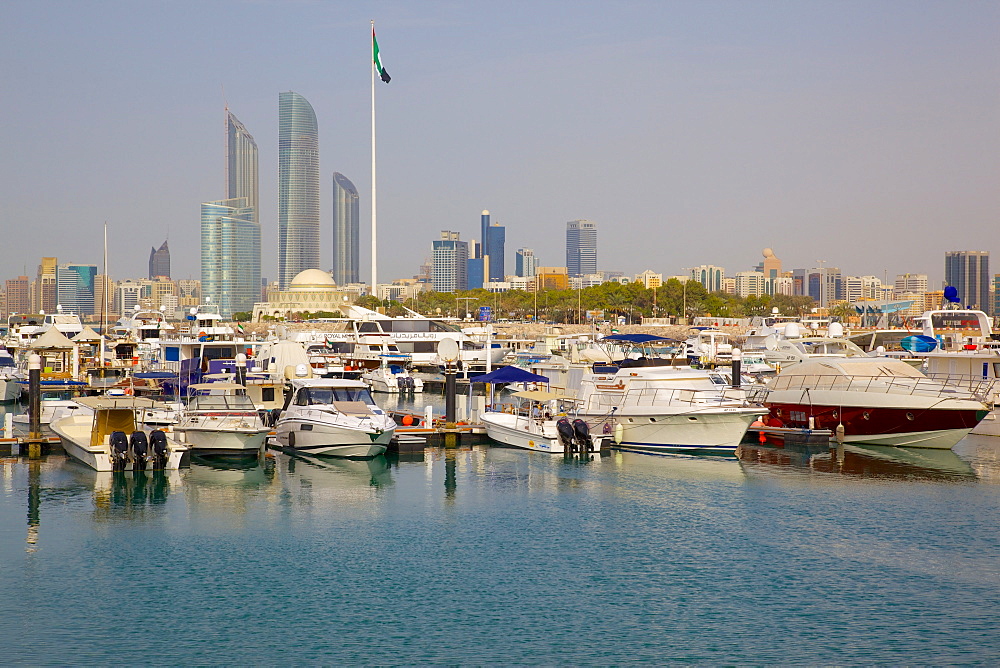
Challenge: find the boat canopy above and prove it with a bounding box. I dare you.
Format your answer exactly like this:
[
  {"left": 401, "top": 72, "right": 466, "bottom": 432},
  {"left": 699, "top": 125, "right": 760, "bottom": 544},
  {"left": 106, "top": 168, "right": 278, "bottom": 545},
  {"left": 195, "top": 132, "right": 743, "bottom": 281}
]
[
  {"left": 601, "top": 334, "right": 678, "bottom": 343},
  {"left": 512, "top": 389, "right": 573, "bottom": 402},
  {"left": 469, "top": 365, "right": 550, "bottom": 384}
]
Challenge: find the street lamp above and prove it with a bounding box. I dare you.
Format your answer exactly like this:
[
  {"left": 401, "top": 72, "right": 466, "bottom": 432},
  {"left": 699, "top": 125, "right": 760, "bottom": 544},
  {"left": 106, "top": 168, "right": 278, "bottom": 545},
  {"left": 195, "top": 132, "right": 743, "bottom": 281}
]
[{"left": 457, "top": 297, "right": 478, "bottom": 321}]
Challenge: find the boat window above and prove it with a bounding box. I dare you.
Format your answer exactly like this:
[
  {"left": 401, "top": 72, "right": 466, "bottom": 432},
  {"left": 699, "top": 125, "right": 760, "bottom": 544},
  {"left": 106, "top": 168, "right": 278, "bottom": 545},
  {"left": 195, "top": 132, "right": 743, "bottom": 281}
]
[{"left": 358, "top": 322, "right": 381, "bottom": 333}]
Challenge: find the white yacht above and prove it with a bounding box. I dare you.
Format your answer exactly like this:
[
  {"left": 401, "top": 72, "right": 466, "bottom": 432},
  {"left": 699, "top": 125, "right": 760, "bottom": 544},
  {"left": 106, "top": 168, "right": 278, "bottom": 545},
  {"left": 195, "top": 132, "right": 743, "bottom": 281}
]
[
  {"left": 272, "top": 378, "right": 395, "bottom": 458},
  {"left": 50, "top": 396, "right": 190, "bottom": 472},
  {"left": 0, "top": 349, "right": 25, "bottom": 402},
  {"left": 576, "top": 364, "right": 765, "bottom": 454},
  {"left": 361, "top": 355, "right": 424, "bottom": 393},
  {"left": 173, "top": 383, "right": 270, "bottom": 458}
]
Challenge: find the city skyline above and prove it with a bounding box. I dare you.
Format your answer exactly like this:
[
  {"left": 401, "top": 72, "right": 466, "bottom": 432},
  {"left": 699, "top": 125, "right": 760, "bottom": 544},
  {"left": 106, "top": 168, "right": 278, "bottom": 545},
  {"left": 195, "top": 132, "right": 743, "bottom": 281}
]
[{"left": 1, "top": 2, "right": 998, "bottom": 285}]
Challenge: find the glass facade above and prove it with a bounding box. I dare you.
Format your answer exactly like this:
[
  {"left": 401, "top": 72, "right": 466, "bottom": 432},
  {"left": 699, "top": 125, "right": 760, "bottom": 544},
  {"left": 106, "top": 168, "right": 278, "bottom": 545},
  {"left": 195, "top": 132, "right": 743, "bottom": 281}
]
[
  {"left": 56, "top": 264, "right": 97, "bottom": 315},
  {"left": 566, "top": 220, "right": 597, "bottom": 277},
  {"left": 149, "top": 240, "right": 170, "bottom": 279},
  {"left": 201, "top": 198, "right": 260, "bottom": 318},
  {"left": 332, "top": 172, "right": 360, "bottom": 285},
  {"left": 227, "top": 111, "right": 259, "bottom": 222},
  {"left": 945, "top": 251, "right": 990, "bottom": 313},
  {"left": 432, "top": 231, "right": 468, "bottom": 292},
  {"left": 278, "top": 92, "right": 319, "bottom": 289}
]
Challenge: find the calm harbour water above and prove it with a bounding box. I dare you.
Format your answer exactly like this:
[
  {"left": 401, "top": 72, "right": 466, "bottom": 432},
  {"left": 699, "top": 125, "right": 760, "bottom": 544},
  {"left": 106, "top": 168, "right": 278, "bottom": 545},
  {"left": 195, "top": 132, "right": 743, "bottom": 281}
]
[{"left": 2, "top": 397, "right": 1000, "bottom": 665}]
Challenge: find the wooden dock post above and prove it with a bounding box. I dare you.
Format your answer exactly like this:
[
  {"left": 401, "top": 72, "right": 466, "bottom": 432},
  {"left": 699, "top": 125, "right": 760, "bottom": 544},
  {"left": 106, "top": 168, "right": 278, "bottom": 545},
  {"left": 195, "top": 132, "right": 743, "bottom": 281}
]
[{"left": 26, "top": 353, "right": 44, "bottom": 459}]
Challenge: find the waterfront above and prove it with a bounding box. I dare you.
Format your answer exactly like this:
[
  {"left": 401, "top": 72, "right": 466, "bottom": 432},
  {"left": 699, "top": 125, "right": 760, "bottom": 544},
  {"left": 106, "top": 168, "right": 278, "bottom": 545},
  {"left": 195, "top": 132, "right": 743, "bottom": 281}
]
[{"left": 2, "top": 412, "right": 1000, "bottom": 664}]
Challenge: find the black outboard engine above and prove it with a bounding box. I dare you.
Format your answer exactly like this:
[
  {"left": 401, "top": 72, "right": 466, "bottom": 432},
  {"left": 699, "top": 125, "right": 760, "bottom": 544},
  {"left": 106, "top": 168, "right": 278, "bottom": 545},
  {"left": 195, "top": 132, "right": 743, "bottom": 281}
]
[
  {"left": 149, "top": 430, "right": 169, "bottom": 469},
  {"left": 110, "top": 431, "right": 130, "bottom": 472},
  {"left": 129, "top": 431, "right": 149, "bottom": 471},
  {"left": 573, "top": 419, "right": 595, "bottom": 452},
  {"left": 556, "top": 418, "right": 577, "bottom": 453},
  {"left": 269, "top": 408, "right": 282, "bottom": 427}
]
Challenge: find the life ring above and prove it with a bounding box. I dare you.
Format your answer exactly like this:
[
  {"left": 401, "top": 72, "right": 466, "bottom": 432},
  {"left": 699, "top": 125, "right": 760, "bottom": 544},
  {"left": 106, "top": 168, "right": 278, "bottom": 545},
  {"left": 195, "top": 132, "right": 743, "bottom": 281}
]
[{"left": 123, "top": 386, "right": 134, "bottom": 396}]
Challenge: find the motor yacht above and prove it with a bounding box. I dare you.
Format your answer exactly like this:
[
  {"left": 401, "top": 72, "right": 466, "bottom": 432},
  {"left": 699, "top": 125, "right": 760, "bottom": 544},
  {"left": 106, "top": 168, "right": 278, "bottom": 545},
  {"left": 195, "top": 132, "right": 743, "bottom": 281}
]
[
  {"left": 173, "top": 383, "right": 270, "bottom": 458},
  {"left": 272, "top": 378, "right": 395, "bottom": 458},
  {"left": 481, "top": 390, "right": 607, "bottom": 454}
]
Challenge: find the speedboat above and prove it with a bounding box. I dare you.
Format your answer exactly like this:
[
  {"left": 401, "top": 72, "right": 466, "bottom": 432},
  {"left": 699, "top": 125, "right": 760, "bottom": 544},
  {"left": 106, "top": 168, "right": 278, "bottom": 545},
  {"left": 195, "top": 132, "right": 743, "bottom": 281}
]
[
  {"left": 481, "top": 390, "right": 607, "bottom": 454},
  {"left": 50, "top": 396, "right": 190, "bottom": 472},
  {"left": 0, "top": 349, "right": 25, "bottom": 403},
  {"left": 272, "top": 378, "right": 395, "bottom": 458},
  {"left": 761, "top": 357, "right": 990, "bottom": 449},
  {"left": 361, "top": 355, "right": 424, "bottom": 393},
  {"left": 173, "top": 383, "right": 270, "bottom": 458},
  {"left": 576, "top": 364, "right": 765, "bottom": 454}
]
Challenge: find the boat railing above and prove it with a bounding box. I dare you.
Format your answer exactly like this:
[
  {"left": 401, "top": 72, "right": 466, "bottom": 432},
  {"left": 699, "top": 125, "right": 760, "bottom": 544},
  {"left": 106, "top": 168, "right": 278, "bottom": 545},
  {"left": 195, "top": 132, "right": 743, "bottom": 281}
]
[
  {"left": 767, "top": 374, "right": 994, "bottom": 402},
  {"left": 923, "top": 373, "right": 1000, "bottom": 402},
  {"left": 585, "top": 385, "right": 760, "bottom": 411}
]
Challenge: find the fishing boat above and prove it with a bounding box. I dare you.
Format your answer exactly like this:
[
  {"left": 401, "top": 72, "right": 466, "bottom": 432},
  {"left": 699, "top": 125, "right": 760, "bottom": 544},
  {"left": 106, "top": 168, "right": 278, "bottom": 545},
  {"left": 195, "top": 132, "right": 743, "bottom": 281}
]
[
  {"left": 271, "top": 378, "right": 395, "bottom": 458},
  {"left": 173, "top": 383, "right": 270, "bottom": 458},
  {"left": 50, "top": 396, "right": 190, "bottom": 472},
  {"left": 481, "top": 389, "right": 607, "bottom": 454}
]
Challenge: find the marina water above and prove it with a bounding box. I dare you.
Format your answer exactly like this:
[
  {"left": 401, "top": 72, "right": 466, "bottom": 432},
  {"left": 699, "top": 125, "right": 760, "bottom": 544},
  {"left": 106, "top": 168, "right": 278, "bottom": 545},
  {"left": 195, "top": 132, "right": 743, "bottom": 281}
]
[{"left": 2, "top": 396, "right": 1000, "bottom": 665}]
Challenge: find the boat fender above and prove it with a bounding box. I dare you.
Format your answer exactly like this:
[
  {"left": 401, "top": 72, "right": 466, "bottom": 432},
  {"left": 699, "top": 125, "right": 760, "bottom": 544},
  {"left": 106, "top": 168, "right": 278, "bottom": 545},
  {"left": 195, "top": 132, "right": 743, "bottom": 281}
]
[
  {"left": 835, "top": 423, "right": 845, "bottom": 444},
  {"left": 402, "top": 414, "right": 414, "bottom": 426},
  {"left": 613, "top": 422, "right": 624, "bottom": 444}
]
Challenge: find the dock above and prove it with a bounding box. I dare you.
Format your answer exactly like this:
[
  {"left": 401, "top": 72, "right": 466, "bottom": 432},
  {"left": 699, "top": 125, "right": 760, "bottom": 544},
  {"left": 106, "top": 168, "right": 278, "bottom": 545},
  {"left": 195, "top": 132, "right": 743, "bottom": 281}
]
[{"left": 386, "top": 409, "right": 486, "bottom": 451}]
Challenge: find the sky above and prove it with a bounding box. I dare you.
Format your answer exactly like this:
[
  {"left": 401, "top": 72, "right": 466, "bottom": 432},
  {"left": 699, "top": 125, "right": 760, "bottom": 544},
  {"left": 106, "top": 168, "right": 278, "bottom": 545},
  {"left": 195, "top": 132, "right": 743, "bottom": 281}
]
[{"left": 2, "top": 0, "right": 998, "bottom": 288}]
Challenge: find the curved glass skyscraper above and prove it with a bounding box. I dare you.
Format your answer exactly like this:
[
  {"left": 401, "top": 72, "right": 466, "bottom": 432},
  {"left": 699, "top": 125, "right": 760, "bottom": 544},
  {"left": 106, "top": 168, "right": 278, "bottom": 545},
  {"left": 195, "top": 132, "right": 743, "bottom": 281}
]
[
  {"left": 278, "top": 91, "right": 319, "bottom": 289},
  {"left": 332, "top": 172, "right": 360, "bottom": 285},
  {"left": 200, "top": 109, "right": 260, "bottom": 318}
]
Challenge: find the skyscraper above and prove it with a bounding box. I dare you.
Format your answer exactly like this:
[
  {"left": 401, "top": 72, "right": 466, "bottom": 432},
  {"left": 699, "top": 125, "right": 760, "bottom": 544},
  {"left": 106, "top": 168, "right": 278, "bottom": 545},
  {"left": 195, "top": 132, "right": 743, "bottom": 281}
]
[
  {"left": 56, "top": 263, "right": 97, "bottom": 315},
  {"left": 199, "top": 108, "right": 261, "bottom": 318},
  {"left": 945, "top": 251, "right": 990, "bottom": 312},
  {"left": 332, "top": 172, "right": 360, "bottom": 285},
  {"left": 149, "top": 240, "right": 170, "bottom": 278},
  {"left": 201, "top": 198, "right": 258, "bottom": 318},
  {"left": 278, "top": 91, "right": 319, "bottom": 289},
  {"left": 432, "top": 231, "right": 468, "bottom": 293},
  {"left": 486, "top": 224, "right": 505, "bottom": 282},
  {"left": 515, "top": 248, "right": 537, "bottom": 277},
  {"left": 566, "top": 220, "right": 597, "bottom": 277}
]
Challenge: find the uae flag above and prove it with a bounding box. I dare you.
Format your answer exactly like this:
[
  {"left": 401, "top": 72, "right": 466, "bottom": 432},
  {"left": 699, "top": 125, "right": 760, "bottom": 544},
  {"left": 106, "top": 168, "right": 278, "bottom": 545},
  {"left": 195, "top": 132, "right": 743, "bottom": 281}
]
[{"left": 373, "top": 28, "right": 390, "bottom": 83}]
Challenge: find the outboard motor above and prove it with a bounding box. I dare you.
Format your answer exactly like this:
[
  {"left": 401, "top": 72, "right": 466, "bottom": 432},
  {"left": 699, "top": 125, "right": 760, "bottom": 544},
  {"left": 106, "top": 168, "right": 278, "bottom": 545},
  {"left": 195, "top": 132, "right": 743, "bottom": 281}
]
[
  {"left": 269, "top": 408, "right": 283, "bottom": 427},
  {"left": 572, "top": 419, "right": 595, "bottom": 452},
  {"left": 110, "top": 431, "right": 129, "bottom": 472},
  {"left": 129, "top": 431, "right": 149, "bottom": 471},
  {"left": 149, "top": 430, "right": 169, "bottom": 469},
  {"left": 556, "top": 418, "right": 577, "bottom": 453}
]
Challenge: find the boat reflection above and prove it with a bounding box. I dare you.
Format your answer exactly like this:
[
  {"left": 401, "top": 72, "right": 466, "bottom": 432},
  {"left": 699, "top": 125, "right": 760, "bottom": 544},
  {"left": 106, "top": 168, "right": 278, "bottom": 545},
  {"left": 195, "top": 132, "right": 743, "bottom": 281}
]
[
  {"left": 738, "top": 442, "right": 978, "bottom": 481},
  {"left": 607, "top": 449, "right": 746, "bottom": 483},
  {"left": 277, "top": 452, "right": 394, "bottom": 505}
]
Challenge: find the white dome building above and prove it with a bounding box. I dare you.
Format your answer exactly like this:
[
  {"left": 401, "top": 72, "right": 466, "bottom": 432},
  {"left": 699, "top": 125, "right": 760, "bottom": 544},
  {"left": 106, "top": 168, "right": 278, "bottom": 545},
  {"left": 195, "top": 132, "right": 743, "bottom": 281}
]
[{"left": 252, "top": 269, "right": 356, "bottom": 321}]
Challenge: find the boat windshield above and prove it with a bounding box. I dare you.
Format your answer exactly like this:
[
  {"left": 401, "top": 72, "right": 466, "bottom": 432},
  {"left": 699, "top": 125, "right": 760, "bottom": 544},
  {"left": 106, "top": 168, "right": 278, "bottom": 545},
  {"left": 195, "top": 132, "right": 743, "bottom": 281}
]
[{"left": 296, "top": 387, "right": 375, "bottom": 406}]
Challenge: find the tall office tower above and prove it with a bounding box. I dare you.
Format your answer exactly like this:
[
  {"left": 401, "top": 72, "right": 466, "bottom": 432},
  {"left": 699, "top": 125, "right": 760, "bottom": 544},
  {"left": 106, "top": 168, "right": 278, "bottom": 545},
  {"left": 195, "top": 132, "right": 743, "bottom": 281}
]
[
  {"left": 35, "top": 257, "right": 57, "bottom": 313},
  {"left": 516, "top": 248, "right": 537, "bottom": 277},
  {"left": 945, "top": 251, "right": 990, "bottom": 312},
  {"left": 4, "top": 276, "right": 29, "bottom": 316},
  {"left": 278, "top": 91, "right": 319, "bottom": 289},
  {"left": 479, "top": 210, "right": 490, "bottom": 259},
  {"left": 199, "top": 108, "right": 261, "bottom": 318},
  {"left": 332, "top": 172, "right": 360, "bottom": 285},
  {"left": 806, "top": 266, "right": 842, "bottom": 307},
  {"left": 56, "top": 263, "right": 97, "bottom": 315},
  {"left": 115, "top": 280, "right": 142, "bottom": 315},
  {"left": 149, "top": 240, "right": 170, "bottom": 279},
  {"left": 566, "top": 220, "right": 597, "bottom": 277},
  {"left": 486, "top": 223, "right": 506, "bottom": 281},
  {"left": 94, "top": 274, "right": 114, "bottom": 318},
  {"left": 432, "top": 231, "right": 469, "bottom": 292},
  {"left": 690, "top": 265, "right": 725, "bottom": 292},
  {"left": 201, "top": 198, "right": 259, "bottom": 318}
]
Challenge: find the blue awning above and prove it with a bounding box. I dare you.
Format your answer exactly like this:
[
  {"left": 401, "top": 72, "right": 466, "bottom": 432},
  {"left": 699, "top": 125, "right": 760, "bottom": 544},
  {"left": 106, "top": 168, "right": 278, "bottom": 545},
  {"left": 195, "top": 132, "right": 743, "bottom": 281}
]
[
  {"left": 601, "top": 334, "right": 677, "bottom": 343},
  {"left": 469, "top": 366, "right": 550, "bottom": 384}
]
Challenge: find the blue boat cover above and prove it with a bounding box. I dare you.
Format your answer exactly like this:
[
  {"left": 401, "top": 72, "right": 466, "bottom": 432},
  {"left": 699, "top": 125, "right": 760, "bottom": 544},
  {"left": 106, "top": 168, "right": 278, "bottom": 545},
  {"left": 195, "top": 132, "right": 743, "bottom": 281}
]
[
  {"left": 900, "top": 335, "right": 938, "bottom": 353},
  {"left": 601, "top": 333, "right": 677, "bottom": 343},
  {"left": 469, "top": 366, "right": 550, "bottom": 384},
  {"left": 133, "top": 371, "right": 179, "bottom": 379}
]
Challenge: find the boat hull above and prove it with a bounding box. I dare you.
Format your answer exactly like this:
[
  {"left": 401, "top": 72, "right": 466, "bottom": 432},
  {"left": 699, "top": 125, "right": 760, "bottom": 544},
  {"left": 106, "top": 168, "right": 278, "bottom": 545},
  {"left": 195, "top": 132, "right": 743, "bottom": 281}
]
[
  {"left": 765, "top": 400, "right": 985, "bottom": 449},
  {"left": 481, "top": 413, "right": 605, "bottom": 453},
  {"left": 51, "top": 415, "right": 189, "bottom": 472},
  {"left": 274, "top": 418, "right": 392, "bottom": 458},
  {"left": 611, "top": 407, "right": 762, "bottom": 454},
  {"left": 174, "top": 426, "right": 268, "bottom": 457}
]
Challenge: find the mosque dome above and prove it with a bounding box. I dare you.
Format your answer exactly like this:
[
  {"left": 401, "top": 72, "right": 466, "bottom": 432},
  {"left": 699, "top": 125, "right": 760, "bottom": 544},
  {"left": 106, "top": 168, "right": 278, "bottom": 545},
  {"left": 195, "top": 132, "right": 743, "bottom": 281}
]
[{"left": 289, "top": 269, "right": 337, "bottom": 291}]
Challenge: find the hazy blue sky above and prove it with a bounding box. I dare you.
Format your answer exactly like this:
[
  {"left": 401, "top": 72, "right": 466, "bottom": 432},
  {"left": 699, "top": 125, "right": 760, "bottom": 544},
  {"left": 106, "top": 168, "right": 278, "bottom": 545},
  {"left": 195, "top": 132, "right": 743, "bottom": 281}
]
[{"left": 2, "top": 0, "right": 998, "bottom": 287}]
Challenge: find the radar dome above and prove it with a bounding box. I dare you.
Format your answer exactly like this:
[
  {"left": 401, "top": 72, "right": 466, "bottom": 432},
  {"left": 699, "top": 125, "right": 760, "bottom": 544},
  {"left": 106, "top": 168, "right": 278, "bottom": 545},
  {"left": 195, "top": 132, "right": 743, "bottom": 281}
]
[{"left": 763, "top": 248, "right": 775, "bottom": 258}]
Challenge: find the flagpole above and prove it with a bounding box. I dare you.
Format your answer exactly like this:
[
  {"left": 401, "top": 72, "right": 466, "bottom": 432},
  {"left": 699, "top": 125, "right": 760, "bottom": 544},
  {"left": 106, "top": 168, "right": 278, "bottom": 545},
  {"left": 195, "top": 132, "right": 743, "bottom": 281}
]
[{"left": 371, "top": 20, "right": 378, "bottom": 297}]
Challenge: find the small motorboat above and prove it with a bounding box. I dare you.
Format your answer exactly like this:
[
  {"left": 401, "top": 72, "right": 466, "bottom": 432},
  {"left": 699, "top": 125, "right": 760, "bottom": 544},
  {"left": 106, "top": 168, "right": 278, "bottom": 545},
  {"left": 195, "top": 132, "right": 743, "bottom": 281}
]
[
  {"left": 271, "top": 378, "right": 395, "bottom": 458},
  {"left": 361, "top": 355, "right": 424, "bottom": 393},
  {"left": 173, "top": 383, "right": 270, "bottom": 458},
  {"left": 481, "top": 390, "right": 608, "bottom": 454},
  {"left": 50, "top": 396, "right": 190, "bottom": 472}
]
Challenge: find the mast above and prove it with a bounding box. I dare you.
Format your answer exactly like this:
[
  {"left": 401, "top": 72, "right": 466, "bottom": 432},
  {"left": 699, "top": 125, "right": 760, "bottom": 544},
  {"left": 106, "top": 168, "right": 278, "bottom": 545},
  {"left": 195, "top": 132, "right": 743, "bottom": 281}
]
[
  {"left": 371, "top": 20, "right": 378, "bottom": 298},
  {"left": 99, "top": 221, "right": 107, "bottom": 369}
]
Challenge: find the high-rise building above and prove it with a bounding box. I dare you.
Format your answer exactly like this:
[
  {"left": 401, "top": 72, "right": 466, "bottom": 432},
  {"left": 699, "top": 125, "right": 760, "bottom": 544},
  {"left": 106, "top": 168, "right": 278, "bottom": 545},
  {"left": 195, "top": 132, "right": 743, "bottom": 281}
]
[
  {"left": 115, "top": 280, "right": 142, "bottom": 315},
  {"left": 566, "top": 220, "right": 597, "bottom": 277},
  {"left": 4, "top": 276, "right": 29, "bottom": 316},
  {"left": 332, "top": 172, "right": 360, "bottom": 285},
  {"left": 486, "top": 224, "right": 505, "bottom": 281},
  {"left": 432, "top": 231, "right": 469, "bottom": 293},
  {"left": 805, "top": 266, "right": 842, "bottom": 307},
  {"left": 35, "top": 257, "right": 57, "bottom": 313},
  {"left": 278, "top": 91, "right": 319, "bottom": 289},
  {"left": 201, "top": 198, "right": 259, "bottom": 318},
  {"left": 895, "top": 273, "right": 928, "bottom": 294},
  {"left": 945, "top": 251, "right": 990, "bottom": 312},
  {"left": 734, "top": 271, "right": 767, "bottom": 297},
  {"left": 515, "top": 248, "right": 537, "bottom": 277},
  {"left": 199, "top": 108, "right": 261, "bottom": 318},
  {"left": 690, "top": 265, "right": 725, "bottom": 293},
  {"left": 56, "top": 263, "right": 97, "bottom": 315},
  {"left": 148, "top": 240, "right": 170, "bottom": 279}
]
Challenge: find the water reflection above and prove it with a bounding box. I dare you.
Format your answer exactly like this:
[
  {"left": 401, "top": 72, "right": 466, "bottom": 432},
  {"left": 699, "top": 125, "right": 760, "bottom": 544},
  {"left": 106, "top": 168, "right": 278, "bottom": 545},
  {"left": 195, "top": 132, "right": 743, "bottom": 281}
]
[
  {"left": 738, "top": 442, "right": 979, "bottom": 482},
  {"left": 276, "top": 453, "right": 394, "bottom": 507}
]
